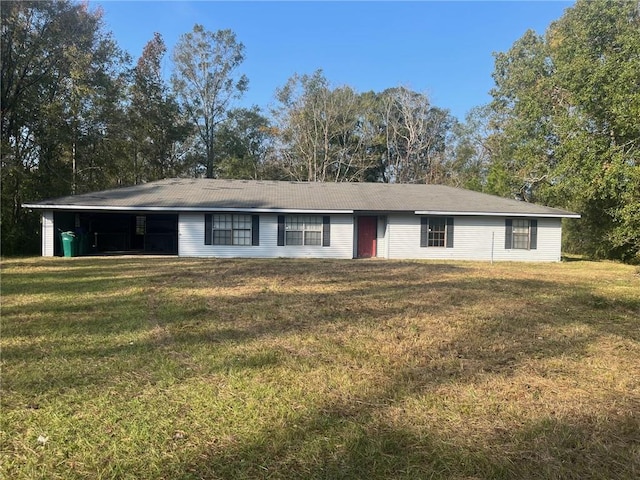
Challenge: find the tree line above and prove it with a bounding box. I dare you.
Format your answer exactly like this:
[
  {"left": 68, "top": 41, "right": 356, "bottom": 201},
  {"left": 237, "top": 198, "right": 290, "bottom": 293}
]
[{"left": 2, "top": 0, "right": 638, "bottom": 261}]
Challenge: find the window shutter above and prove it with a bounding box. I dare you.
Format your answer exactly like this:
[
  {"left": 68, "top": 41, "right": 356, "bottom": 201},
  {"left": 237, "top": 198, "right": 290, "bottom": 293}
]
[
  {"left": 420, "top": 217, "right": 428, "bottom": 247},
  {"left": 530, "top": 219, "right": 538, "bottom": 250},
  {"left": 252, "top": 215, "right": 260, "bottom": 246},
  {"left": 277, "top": 215, "right": 285, "bottom": 246},
  {"left": 505, "top": 219, "right": 513, "bottom": 249},
  {"left": 446, "top": 217, "right": 454, "bottom": 248},
  {"left": 322, "top": 216, "right": 331, "bottom": 247},
  {"left": 204, "top": 214, "right": 212, "bottom": 245}
]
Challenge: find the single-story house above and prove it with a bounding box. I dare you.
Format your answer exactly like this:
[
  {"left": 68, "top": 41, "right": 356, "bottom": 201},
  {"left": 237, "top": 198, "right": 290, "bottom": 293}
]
[{"left": 23, "top": 178, "right": 580, "bottom": 261}]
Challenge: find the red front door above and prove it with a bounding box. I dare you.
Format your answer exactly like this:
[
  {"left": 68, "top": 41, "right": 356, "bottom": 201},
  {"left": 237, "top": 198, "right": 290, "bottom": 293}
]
[{"left": 357, "top": 216, "right": 377, "bottom": 258}]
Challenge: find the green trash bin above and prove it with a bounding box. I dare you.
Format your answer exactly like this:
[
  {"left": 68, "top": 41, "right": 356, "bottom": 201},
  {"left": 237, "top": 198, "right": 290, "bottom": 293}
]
[{"left": 60, "top": 231, "right": 77, "bottom": 257}]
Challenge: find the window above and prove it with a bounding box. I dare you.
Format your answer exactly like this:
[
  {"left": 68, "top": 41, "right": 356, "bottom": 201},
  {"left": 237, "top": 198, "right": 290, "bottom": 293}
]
[
  {"left": 204, "top": 214, "right": 259, "bottom": 246},
  {"left": 420, "top": 217, "right": 454, "bottom": 248},
  {"left": 277, "top": 215, "right": 330, "bottom": 247},
  {"left": 428, "top": 218, "right": 446, "bottom": 247},
  {"left": 505, "top": 219, "right": 537, "bottom": 250},
  {"left": 285, "top": 215, "right": 322, "bottom": 246},
  {"left": 512, "top": 219, "right": 530, "bottom": 249},
  {"left": 135, "top": 216, "right": 146, "bottom": 235},
  {"left": 213, "top": 214, "right": 252, "bottom": 246}
]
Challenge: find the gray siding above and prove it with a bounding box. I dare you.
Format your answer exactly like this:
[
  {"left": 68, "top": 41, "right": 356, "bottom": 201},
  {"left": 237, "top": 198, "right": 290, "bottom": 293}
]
[
  {"left": 179, "top": 213, "right": 354, "bottom": 259},
  {"left": 37, "top": 210, "right": 563, "bottom": 261},
  {"left": 386, "top": 215, "right": 562, "bottom": 262}
]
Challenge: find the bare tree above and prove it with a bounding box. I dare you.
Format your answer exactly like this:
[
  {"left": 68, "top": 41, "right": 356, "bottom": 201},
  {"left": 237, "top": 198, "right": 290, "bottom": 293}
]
[
  {"left": 171, "top": 25, "right": 248, "bottom": 178},
  {"left": 272, "top": 70, "right": 376, "bottom": 182},
  {"left": 381, "top": 87, "right": 452, "bottom": 183}
]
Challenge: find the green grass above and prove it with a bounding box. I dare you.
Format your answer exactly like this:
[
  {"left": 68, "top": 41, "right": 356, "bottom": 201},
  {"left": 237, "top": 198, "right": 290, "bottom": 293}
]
[{"left": 2, "top": 257, "right": 639, "bottom": 479}]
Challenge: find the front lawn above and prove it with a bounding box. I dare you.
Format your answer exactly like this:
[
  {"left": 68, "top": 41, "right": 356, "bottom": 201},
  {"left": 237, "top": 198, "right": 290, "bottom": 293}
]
[{"left": 1, "top": 257, "right": 638, "bottom": 479}]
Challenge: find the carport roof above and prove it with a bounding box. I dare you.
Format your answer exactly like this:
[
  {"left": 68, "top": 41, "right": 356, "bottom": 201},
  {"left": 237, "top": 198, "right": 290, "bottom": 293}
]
[{"left": 23, "top": 178, "right": 580, "bottom": 218}]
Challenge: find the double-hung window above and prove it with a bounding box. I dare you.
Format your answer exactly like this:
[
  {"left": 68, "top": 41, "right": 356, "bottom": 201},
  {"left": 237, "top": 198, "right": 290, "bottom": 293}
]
[
  {"left": 277, "top": 215, "right": 330, "bottom": 247},
  {"left": 285, "top": 215, "right": 322, "bottom": 246},
  {"left": 428, "top": 218, "right": 446, "bottom": 247},
  {"left": 205, "top": 214, "right": 254, "bottom": 246},
  {"left": 505, "top": 219, "right": 537, "bottom": 250},
  {"left": 511, "top": 219, "right": 530, "bottom": 249},
  {"left": 420, "top": 217, "right": 454, "bottom": 248},
  {"left": 214, "top": 214, "right": 251, "bottom": 246}
]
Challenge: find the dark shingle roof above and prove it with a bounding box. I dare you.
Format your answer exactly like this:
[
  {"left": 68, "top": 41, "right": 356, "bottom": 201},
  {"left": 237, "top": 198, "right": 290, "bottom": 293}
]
[{"left": 24, "top": 178, "right": 580, "bottom": 218}]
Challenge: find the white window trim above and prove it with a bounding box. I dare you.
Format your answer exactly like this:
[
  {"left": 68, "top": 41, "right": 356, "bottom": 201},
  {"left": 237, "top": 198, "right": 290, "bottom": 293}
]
[
  {"left": 212, "top": 213, "right": 252, "bottom": 246},
  {"left": 285, "top": 215, "right": 323, "bottom": 246}
]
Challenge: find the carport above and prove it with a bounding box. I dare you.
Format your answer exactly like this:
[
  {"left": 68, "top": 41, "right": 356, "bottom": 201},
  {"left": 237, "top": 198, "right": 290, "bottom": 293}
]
[{"left": 52, "top": 211, "right": 178, "bottom": 256}]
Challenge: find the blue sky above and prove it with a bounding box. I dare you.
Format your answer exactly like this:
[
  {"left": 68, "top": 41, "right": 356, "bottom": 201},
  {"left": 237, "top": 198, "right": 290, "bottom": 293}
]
[{"left": 94, "top": 1, "right": 574, "bottom": 121}]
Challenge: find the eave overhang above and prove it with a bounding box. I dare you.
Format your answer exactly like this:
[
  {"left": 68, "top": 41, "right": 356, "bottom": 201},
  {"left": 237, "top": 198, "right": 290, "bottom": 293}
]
[
  {"left": 21, "top": 204, "right": 354, "bottom": 215},
  {"left": 22, "top": 203, "right": 580, "bottom": 219},
  {"left": 414, "top": 210, "right": 581, "bottom": 219}
]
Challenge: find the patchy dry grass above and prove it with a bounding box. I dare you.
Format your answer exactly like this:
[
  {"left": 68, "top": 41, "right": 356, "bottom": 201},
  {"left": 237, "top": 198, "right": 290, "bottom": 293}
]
[{"left": 1, "top": 257, "right": 639, "bottom": 479}]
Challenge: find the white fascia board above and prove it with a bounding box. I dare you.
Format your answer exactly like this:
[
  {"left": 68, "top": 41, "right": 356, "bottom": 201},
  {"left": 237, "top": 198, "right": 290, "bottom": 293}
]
[
  {"left": 414, "top": 210, "right": 581, "bottom": 219},
  {"left": 22, "top": 204, "right": 354, "bottom": 214}
]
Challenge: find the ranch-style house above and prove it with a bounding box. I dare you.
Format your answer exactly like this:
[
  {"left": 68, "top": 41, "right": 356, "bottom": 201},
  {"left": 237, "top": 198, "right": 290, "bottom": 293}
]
[{"left": 23, "top": 178, "right": 580, "bottom": 262}]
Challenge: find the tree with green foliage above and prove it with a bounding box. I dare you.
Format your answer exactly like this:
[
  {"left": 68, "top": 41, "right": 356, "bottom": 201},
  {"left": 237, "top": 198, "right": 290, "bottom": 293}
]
[
  {"left": 489, "top": 29, "right": 555, "bottom": 201},
  {"left": 171, "top": 25, "right": 248, "bottom": 179},
  {"left": 214, "top": 107, "right": 274, "bottom": 179},
  {"left": 1, "top": 0, "right": 128, "bottom": 254},
  {"left": 446, "top": 105, "right": 494, "bottom": 192},
  {"left": 488, "top": 0, "right": 640, "bottom": 261},
  {"left": 129, "top": 33, "right": 192, "bottom": 183}
]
